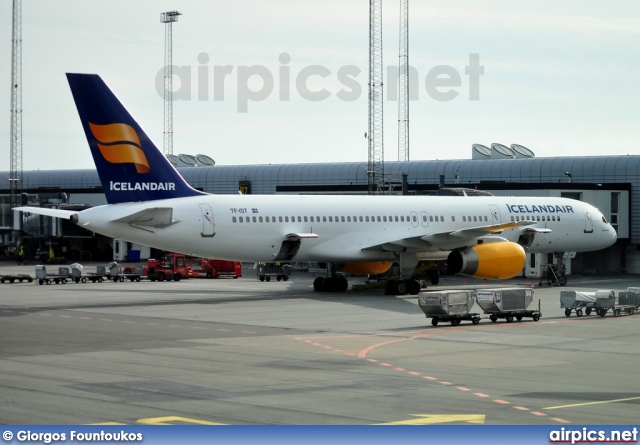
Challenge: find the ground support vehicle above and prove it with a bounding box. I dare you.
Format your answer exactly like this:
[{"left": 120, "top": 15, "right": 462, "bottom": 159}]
[
  {"left": 146, "top": 253, "right": 189, "bottom": 282},
  {"left": 114, "top": 264, "right": 145, "bottom": 282},
  {"left": 70, "top": 263, "right": 107, "bottom": 283},
  {"left": 539, "top": 263, "right": 567, "bottom": 286},
  {"left": 188, "top": 259, "right": 242, "bottom": 279},
  {"left": 595, "top": 290, "right": 636, "bottom": 317},
  {"left": 257, "top": 263, "right": 291, "bottom": 282},
  {"left": 620, "top": 289, "right": 640, "bottom": 310},
  {"left": 0, "top": 273, "right": 33, "bottom": 284},
  {"left": 560, "top": 290, "right": 598, "bottom": 317},
  {"left": 35, "top": 265, "right": 70, "bottom": 285},
  {"left": 476, "top": 287, "right": 541, "bottom": 323},
  {"left": 418, "top": 290, "right": 480, "bottom": 326}
]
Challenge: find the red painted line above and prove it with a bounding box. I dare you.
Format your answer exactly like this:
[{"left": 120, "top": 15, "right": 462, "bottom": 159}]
[
  {"left": 494, "top": 399, "right": 511, "bottom": 405},
  {"left": 169, "top": 325, "right": 182, "bottom": 328},
  {"left": 407, "top": 372, "right": 421, "bottom": 376},
  {"left": 423, "top": 376, "right": 437, "bottom": 381},
  {"left": 551, "top": 418, "right": 571, "bottom": 424},
  {"left": 122, "top": 321, "right": 134, "bottom": 324},
  {"left": 192, "top": 327, "right": 207, "bottom": 330},
  {"left": 456, "top": 387, "right": 471, "bottom": 391},
  {"left": 513, "top": 406, "right": 530, "bottom": 411},
  {"left": 78, "top": 317, "right": 92, "bottom": 320},
  {"left": 379, "top": 363, "right": 392, "bottom": 367},
  {"left": 101, "top": 319, "right": 113, "bottom": 322},
  {"left": 474, "top": 393, "right": 490, "bottom": 398},
  {"left": 59, "top": 315, "right": 71, "bottom": 318},
  {"left": 531, "top": 412, "right": 547, "bottom": 417},
  {"left": 439, "top": 381, "right": 453, "bottom": 386},
  {"left": 241, "top": 331, "right": 256, "bottom": 334},
  {"left": 323, "top": 346, "right": 333, "bottom": 349},
  {"left": 394, "top": 367, "right": 406, "bottom": 371},
  {"left": 366, "top": 359, "right": 378, "bottom": 363}
]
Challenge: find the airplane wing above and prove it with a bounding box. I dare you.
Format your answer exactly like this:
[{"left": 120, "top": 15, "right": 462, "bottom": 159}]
[{"left": 364, "top": 220, "right": 541, "bottom": 252}]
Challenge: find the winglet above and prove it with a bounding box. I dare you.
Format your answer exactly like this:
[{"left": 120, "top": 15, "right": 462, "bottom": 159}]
[{"left": 66, "top": 73, "right": 206, "bottom": 204}]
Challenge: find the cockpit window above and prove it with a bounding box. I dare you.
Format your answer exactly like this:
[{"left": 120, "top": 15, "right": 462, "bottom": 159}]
[{"left": 602, "top": 216, "right": 608, "bottom": 224}]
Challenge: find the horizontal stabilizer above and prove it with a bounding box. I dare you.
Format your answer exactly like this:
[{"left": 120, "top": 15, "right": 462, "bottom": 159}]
[
  {"left": 111, "top": 207, "right": 176, "bottom": 228},
  {"left": 13, "top": 206, "right": 76, "bottom": 220}
]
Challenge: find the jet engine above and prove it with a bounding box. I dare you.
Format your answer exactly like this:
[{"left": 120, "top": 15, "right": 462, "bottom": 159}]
[{"left": 447, "top": 242, "right": 525, "bottom": 280}]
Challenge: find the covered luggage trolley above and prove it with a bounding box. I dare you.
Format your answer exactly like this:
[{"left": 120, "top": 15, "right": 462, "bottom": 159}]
[
  {"left": 418, "top": 290, "right": 480, "bottom": 326},
  {"left": 476, "top": 287, "right": 541, "bottom": 323},
  {"left": 560, "top": 290, "right": 598, "bottom": 317}
]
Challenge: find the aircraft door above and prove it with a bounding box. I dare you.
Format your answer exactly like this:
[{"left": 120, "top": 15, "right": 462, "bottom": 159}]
[
  {"left": 420, "top": 211, "right": 429, "bottom": 227},
  {"left": 584, "top": 209, "right": 593, "bottom": 233},
  {"left": 489, "top": 205, "right": 501, "bottom": 224},
  {"left": 199, "top": 204, "right": 215, "bottom": 237}
]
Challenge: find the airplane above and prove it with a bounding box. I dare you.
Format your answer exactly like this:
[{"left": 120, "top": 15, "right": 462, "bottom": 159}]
[{"left": 14, "top": 73, "right": 618, "bottom": 294}]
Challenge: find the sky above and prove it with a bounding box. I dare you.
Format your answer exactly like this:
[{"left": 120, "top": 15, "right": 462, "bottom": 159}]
[{"left": 0, "top": 0, "right": 639, "bottom": 171}]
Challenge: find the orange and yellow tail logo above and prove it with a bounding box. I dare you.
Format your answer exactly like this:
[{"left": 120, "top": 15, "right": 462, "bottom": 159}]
[{"left": 89, "top": 122, "right": 150, "bottom": 174}]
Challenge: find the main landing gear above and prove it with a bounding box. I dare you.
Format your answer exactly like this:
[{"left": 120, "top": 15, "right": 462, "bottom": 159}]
[
  {"left": 384, "top": 278, "right": 421, "bottom": 295},
  {"left": 313, "top": 276, "right": 348, "bottom": 292}
]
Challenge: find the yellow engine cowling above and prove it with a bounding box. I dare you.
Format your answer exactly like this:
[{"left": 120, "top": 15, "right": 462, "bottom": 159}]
[
  {"left": 447, "top": 242, "right": 525, "bottom": 280},
  {"left": 338, "top": 262, "right": 393, "bottom": 276}
]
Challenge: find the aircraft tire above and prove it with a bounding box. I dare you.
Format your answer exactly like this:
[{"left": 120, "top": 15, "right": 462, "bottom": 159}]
[{"left": 313, "top": 277, "right": 324, "bottom": 291}]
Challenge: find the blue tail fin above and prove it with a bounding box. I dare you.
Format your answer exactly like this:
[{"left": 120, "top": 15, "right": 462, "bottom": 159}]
[{"left": 66, "top": 73, "right": 206, "bottom": 204}]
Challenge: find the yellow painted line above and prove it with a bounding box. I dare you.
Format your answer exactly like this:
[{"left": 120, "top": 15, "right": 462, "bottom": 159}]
[
  {"left": 137, "top": 416, "right": 225, "bottom": 425},
  {"left": 545, "top": 396, "right": 640, "bottom": 410},
  {"left": 380, "top": 414, "right": 486, "bottom": 425}
]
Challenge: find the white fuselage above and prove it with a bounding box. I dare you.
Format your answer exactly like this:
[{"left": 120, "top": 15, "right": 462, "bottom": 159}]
[{"left": 74, "top": 194, "right": 617, "bottom": 263}]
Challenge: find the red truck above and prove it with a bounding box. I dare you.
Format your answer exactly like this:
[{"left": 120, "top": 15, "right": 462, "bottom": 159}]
[
  {"left": 146, "top": 253, "right": 190, "bottom": 281},
  {"left": 188, "top": 258, "right": 242, "bottom": 278}
]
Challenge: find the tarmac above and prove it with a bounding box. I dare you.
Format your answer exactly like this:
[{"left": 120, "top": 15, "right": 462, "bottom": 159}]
[{"left": 1, "top": 261, "right": 639, "bottom": 425}]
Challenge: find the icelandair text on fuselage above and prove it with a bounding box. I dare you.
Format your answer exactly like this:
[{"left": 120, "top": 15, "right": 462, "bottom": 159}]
[
  {"left": 110, "top": 181, "right": 176, "bottom": 191},
  {"left": 506, "top": 204, "right": 574, "bottom": 214},
  {"left": 13, "top": 430, "right": 142, "bottom": 443}
]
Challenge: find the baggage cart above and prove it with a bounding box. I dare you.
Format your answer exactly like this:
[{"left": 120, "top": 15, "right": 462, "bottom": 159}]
[
  {"left": 114, "top": 264, "right": 145, "bottom": 282},
  {"left": 418, "top": 290, "right": 480, "bottom": 326},
  {"left": 0, "top": 273, "right": 33, "bottom": 284},
  {"left": 621, "top": 288, "right": 640, "bottom": 309},
  {"left": 476, "top": 287, "right": 541, "bottom": 323},
  {"left": 35, "top": 265, "right": 70, "bottom": 285},
  {"left": 595, "top": 290, "right": 636, "bottom": 317},
  {"left": 560, "top": 290, "right": 598, "bottom": 317},
  {"left": 257, "top": 263, "right": 291, "bottom": 282}
]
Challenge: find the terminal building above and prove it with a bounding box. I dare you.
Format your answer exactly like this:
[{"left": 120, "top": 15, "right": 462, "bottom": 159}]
[{"left": 0, "top": 146, "right": 637, "bottom": 277}]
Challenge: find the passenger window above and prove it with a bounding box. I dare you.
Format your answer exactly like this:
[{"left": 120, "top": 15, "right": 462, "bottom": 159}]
[
  {"left": 378, "top": 216, "right": 382, "bottom": 222},
  {"left": 359, "top": 216, "right": 364, "bottom": 222},
  {"left": 329, "top": 216, "right": 333, "bottom": 222},
  {"left": 452, "top": 216, "right": 455, "bottom": 222},
  {"left": 304, "top": 216, "right": 308, "bottom": 222},
  {"left": 395, "top": 216, "right": 399, "bottom": 222},
  {"left": 285, "top": 216, "right": 289, "bottom": 222},
  {"left": 232, "top": 217, "right": 237, "bottom": 223},
  {"left": 347, "top": 216, "right": 351, "bottom": 222},
  {"left": 259, "top": 216, "right": 263, "bottom": 223},
  {"left": 429, "top": 216, "right": 433, "bottom": 222},
  {"left": 323, "top": 216, "right": 327, "bottom": 222}
]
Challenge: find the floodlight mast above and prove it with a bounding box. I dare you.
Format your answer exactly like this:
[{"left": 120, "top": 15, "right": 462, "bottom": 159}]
[
  {"left": 367, "top": 0, "right": 384, "bottom": 195},
  {"left": 160, "top": 11, "right": 182, "bottom": 156},
  {"left": 9, "top": 0, "right": 23, "bottom": 239}
]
